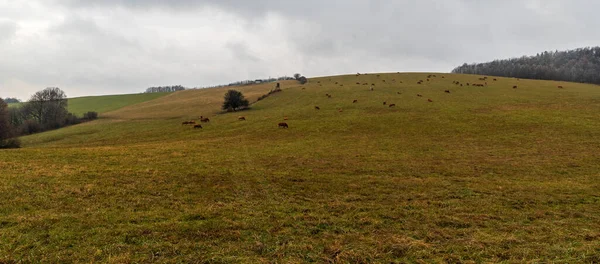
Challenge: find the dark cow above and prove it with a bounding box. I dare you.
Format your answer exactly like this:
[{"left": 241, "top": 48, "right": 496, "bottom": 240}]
[
  {"left": 513, "top": 86, "right": 518, "bottom": 89},
  {"left": 493, "top": 78, "right": 497, "bottom": 81},
  {"left": 558, "top": 86, "right": 564, "bottom": 88},
  {"left": 238, "top": 116, "right": 246, "bottom": 121},
  {"left": 388, "top": 104, "right": 396, "bottom": 107},
  {"left": 397, "top": 92, "right": 402, "bottom": 94},
  {"left": 383, "top": 101, "right": 387, "bottom": 105},
  {"left": 445, "top": 90, "right": 451, "bottom": 93},
  {"left": 182, "top": 121, "right": 194, "bottom": 125},
  {"left": 193, "top": 124, "right": 203, "bottom": 129},
  {"left": 353, "top": 99, "right": 358, "bottom": 103},
  {"left": 201, "top": 117, "right": 210, "bottom": 123},
  {"left": 315, "top": 106, "right": 320, "bottom": 110},
  {"left": 417, "top": 94, "right": 423, "bottom": 97},
  {"left": 428, "top": 99, "right": 433, "bottom": 102},
  {"left": 278, "top": 122, "right": 289, "bottom": 128}
]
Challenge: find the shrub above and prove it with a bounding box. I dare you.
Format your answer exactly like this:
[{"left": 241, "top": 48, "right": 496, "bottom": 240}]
[{"left": 83, "top": 111, "right": 98, "bottom": 120}]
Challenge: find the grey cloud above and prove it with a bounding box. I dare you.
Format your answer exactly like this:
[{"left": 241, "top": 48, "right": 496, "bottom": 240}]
[
  {"left": 0, "top": 20, "right": 17, "bottom": 43},
  {"left": 2, "top": 0, "right": 600, "bottom": 100}
]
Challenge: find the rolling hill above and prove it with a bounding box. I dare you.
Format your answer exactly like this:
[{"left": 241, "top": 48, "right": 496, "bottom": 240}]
[{"left": 1, "top": 73, "right": 599, "bottom": 262}]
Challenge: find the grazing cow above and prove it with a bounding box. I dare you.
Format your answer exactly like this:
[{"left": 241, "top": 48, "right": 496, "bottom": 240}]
[
  {"left": 428, "top": 99, "right": 433, "bottom": 102},
  {"left": 302, "top": 87, "right": 306, "bottom": 90},
  {"left": 460, "top": 84, "right": 463, "bottom": 86},
  {"left": 335, "top": 82, "right": 338, "bottom": 84},
  {"left": 382, "top": 80, "right": 386, "bottom": 82},
  {"left": 372, "top": 83, "right": 375, "bottom": 86},
  {"left": 417, "top": 94, "right": 423, "bottom": 97},
  {"left": 397, "top": 92, "right": 402, "bottom": 94},
  {"left": 182, "top": 121, "right": 193, "bottom": 125},
  {"left": 513, "top": 86, "right": 518, "bottom": 89},
  {"left": 317, "top": 81, "right": 321, "bottom": 83},
  {"left": 201, "top": 117, "right": 210, "bottom": 123},
  {"left": 493, "top": 78, "right": 497, "bottom": 81},
  {"left": 356, "top": 82, "right": 360, "bottom": 85},
  {"left": 442, "top": 76, "right": 445, "bottom": 78},
  {"left": 338, "top": 108, "right": 343, "bottom": 112},
  {"left": 377, "top": 74, "right": 380, "bottom": 77},
  {"left": 558, "top": 86, "right": 564, "bottom": 88},
  {"left": 383, "top": 101, "right": 387, "bottom": 105},
  {"left": 467, "top": 83, "right": 470, "bottom": 86},
  {"left": 278, "top": 122, "right": 289, "bottom": 128},
  {"left": 340, "top": 84, "right": 344, "bottom": 87},
  {"left": 353, "top": 99, "right": 358, "bottom": 103},
  {"left": 315, "top": 106, "right": 320, "bottom": 110},
  {"left": 427, "top": 79, "right": 430, "bottom": 81},
  {"left": 193, "top": 124, "right": 203, "bottom": 129},
  {"left": 238, "top": 116, "right": 246, "bottom": 121},
  {"left": 445, "top": 90, "right": 451, "bottom": 93},
  {"left": 388, "top": 104, "right": 396, "bottom": 107}
]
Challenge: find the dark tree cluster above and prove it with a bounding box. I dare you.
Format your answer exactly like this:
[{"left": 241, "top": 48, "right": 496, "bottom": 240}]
[
  {"left": 0, "top": 98, "right": 20, "bottom": 148},
  {"left": 145, "top": 85, "right": 186, "bottom": 93},
  {"left": 3, "top": 98, "right": 21, "bottom": 104},
  {"left": 4, "top": 88, "right": 99, "bottom": 144},
  {"left": 452, "top": 47, "right": 600, "bottom": 85}
]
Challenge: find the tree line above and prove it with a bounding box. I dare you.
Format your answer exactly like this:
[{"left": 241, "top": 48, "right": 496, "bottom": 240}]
[
  {"left": 0, "top": 88, "right": 98, "bottom": 149},
  {"left": 145, "top": 85, "right": 186, "bottom": 93},
  {"left": 452, "top": 47, "right": 600, "bottom": 85}
]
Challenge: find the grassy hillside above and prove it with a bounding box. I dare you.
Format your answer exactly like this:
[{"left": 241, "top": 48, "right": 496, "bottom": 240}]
[
  {"left": 67, "top": 92, "right": 170, "bottom": 116},
  {"left": 1, "top": 74, "right": 599, "bottom": 263},
  {"left": 5, "top": 92, "right": 170, "bottom": 116}
]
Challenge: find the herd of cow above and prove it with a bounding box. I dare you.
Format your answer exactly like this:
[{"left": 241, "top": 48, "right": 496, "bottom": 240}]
[{"left": 181, "top": 74, "right": 564, "bottom": 130}]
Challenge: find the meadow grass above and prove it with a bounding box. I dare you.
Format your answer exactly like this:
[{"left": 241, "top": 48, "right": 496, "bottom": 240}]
[
  {"left": 1, "top": 74, "right": 599, "bottom": 262},
  {"left": 67, "top": 92, "right": 171, "bottom": 117}
]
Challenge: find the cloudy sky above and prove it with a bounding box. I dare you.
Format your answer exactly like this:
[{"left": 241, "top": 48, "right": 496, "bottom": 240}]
[{"left": 1, "top": 0, "right": 598, "bottom": 100}]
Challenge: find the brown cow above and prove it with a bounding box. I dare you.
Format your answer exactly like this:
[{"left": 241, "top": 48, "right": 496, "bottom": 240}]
[
  {"left": 417, "top": 94, "right": 423, "bottom": 97},
  {"left": 558, "top": 85, "right": 564, "bottom": 88},
  {"left": 315, "top": 106, "right": 320, "bottom": 110},
  {"left": 278, "top": 122, "right": 289, "bottom": 128},
  {"left": 428, "top": 99, "right": 433, "bottom": 102},
  {"left": 445, "top": 90, "right": 450, "bottom": 93},
  {"left": 353, "top": 99, "right": 358, "bottom": 103},
  {"left": 182, "top": 121, "right": 193, "bottom": 125},
  {"left": 388, "top": 104, "right": 396, "bottom": 107},
  {"left": 284, "top": 117, "right": 288, "bottom": 120},
  {"left": 238, "top": 116, "right": 246, "bottom": 121},
  {"left": 383, "top": 101, "right": 387, "bottom": 105},
  {"left": 493, "top": 78, "right": 497, "bottom": 81},
  {"left": 397, "top": 92, "right": 402, "bottom": 94},
  {"left": 513, "top": 86, "right": 518, "bottom": 89},
  {"left": 201, "top": 117, "right": 210, "bottom": 123},
  {"left": 193, "top": 124, "right": 203, "bottom": 129}
]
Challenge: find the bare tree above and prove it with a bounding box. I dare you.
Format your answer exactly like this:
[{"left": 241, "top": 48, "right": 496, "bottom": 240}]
[{"left": 23, "top": 87, "right": 68, "bottom": 129}]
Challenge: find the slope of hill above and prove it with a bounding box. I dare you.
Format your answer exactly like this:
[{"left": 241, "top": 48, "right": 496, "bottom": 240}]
[
  {"left": 453, "top": 46, "right": 600, "bottom": 84},
  {"left": 67, "top": 92, "right": 171, "bottom": 116},
  {"left": 1, "top": 73, "right": 599, "bottom": 263}
]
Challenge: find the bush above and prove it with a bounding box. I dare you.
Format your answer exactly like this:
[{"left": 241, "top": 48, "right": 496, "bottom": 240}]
[
  {"left": 20, "top": 119, "right": 42, "bottom": 135},
  {"left": 298, "top": 76, "right": 308, "bottom": 84},
  {"left": 0, "top": 138, "right": 21, "bottom": 149},
  {"left": 83, "top": 111, "right": 98, "bottom": 120}
]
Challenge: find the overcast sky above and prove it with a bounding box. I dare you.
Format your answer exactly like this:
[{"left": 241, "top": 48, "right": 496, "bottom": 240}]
[{"left": 1, "top": 0, "right": 598, "bottom": 100}]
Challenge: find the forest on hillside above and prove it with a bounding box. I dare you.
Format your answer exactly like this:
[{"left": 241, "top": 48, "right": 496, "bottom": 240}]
[{"left": 452, "top": 47, "right": 600, "bottom": 85}]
